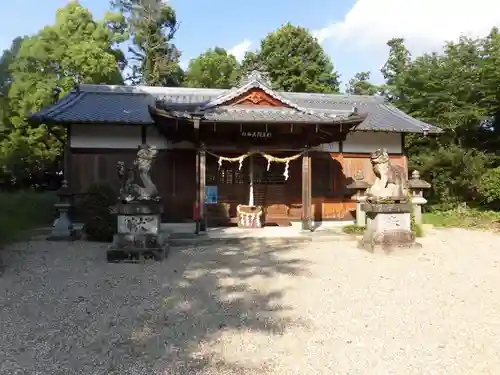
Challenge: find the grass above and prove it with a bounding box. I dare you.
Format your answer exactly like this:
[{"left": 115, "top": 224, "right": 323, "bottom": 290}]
[
  {"left": 423, "top": 207, "right": 500, "bottom": 230},
  {"left": 342, "top": 224, "right": 366, "bottom": 235},
  {"left": 0, "top": 191, "right": 58, "bottom": 245}
]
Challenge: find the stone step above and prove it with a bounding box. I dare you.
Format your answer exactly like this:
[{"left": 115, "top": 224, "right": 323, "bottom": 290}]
[{"left": 166, "top": 232, "right": 349, "bottom": 247}]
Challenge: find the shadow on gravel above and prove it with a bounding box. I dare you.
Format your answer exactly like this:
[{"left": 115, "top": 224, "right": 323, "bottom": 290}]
[{"left": 0, "top": 238, "right": 311, "bottom": 374}]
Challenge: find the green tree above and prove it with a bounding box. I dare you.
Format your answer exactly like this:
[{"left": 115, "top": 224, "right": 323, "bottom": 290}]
[
  {"left": 112, "top": 0, "right": 183, "bottom": 86},
  {"left": 3, "top": 2, "right": 127, "bottom": 186},
  {"left": 0, "top": 37, "right": 24, "bottom": 134},
  {"left": 380, "top": 38, "right": 411, "bottom": 102},
  {"left": 240, "top": 51, "right": 261, "bottom": 74},
  {"left": 0, "top": 37, "right": 24, "bottom": 98},
  {"left": 388, "top": 36, "right": 495, "bottom": 148},
  {"left": 242, "top": 23, "right": 339, "bottom": 93},
  {"left": 380, "top": 31, "right": 500, "bottom": 208},
  {"left": 346, "top": 71, "right": 380, "bottom": 95},
  {"left": 184, "top": 47, "right": 240, "bottom": 89}
]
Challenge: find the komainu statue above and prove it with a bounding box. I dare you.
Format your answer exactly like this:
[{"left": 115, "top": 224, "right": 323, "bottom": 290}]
[
  {"left": 365, "top": 148, "right": 407, "bottom": 201},
  {"left": 117, "top": 144, "right": 159, "bottom": 202}
]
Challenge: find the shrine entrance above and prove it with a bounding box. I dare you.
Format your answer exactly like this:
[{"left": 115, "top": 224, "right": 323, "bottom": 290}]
[
  {"left": 204, "top": 151, "right": 303, "bottom": 227},
  {"left": 149, "top": 70, "right": 367, "bottom": 231}
]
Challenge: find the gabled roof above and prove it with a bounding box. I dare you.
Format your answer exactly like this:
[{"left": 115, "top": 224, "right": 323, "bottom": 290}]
[
  {"left": 198, "top": 70, "right": 313, "bottom": 114},
  {"left": 151, "top": 104, "right": 364, "bottom": 124},
  {"left": 28, "top": 77, "right": 443, "bottom": 134}
]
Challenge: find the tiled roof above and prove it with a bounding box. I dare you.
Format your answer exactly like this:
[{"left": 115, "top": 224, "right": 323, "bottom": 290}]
[
  {"left": 199, "top": 70, "right": 316, "bottom": 114},
  {"left": 29, "top": 89, "right": 155, "bottom": 125},
  {"left": 179, "top": 105, "right": 363, "bottom": 123},
  {"left": 28, "top": 80, "right": 442, "bottom": 134}
]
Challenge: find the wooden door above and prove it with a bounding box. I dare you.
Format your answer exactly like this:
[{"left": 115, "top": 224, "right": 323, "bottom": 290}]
[
  {"left": 205, "top": 153, "right": 249, "bottom": 226},
  {"left": 204, "top": 152, "right": 302, "bottom": 226},
  {"left": 253, "top": 154, "right": 301, "bottom": 226}
]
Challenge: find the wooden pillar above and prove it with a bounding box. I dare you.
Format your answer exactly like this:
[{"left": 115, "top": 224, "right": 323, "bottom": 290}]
[
  {"left": 199, "top": 147, "right": 206, "bottom": 232},
  {"left": 301, "top": 149, "right": 312, "bottom": 231},
  {"left": 64, "top": 124, "right": 72, "bottom": 187},
  {"left": 248, "top": 154, "right": 254, "bottom": 206},
  {"left": 141, "top": 125, "right": 147, "bottom": 144},
  {"left": 195, "top": 149, "right": 200, "bottom": 234},
  {"left": 194, "top": 119, "right": 201, "bottom": 234}
]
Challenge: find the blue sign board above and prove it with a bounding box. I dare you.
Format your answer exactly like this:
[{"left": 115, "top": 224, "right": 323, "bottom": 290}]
[{"left": 205, "top": 185, "right": 218, "bottom": 204}]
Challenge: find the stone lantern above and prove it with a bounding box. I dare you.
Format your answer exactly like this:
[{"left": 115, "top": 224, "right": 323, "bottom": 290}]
[
  {"left": 47, "top": 180, "right": 75, "bottom": 241},
  {"left": 407, "top": 170, "right": 431, "bottom": 226},
  {"left": 346, "top": 170, "right": 370, "bottom": 226}
]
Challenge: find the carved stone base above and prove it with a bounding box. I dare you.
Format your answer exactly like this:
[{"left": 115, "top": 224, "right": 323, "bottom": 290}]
[
  {"left": 360, "top": 203, "right": 421, "bottom": 253},
  {"left": 107, "top": 233, "right": 169, "bottom": 263},
  {"left": 359, "top": 229, "right": 421, "bottom": 253},
  {"left": 237, "top": 205, "right": 263, "bottom": 229},
  {"left": 108, "top": 202, "right": 168, "bottom": 263},
  {"left": 47, "top": 204, "right": 76, "bottom": 241}
]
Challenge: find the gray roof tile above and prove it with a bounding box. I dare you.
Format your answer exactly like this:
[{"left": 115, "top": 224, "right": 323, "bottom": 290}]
[
  {"left": 29, "top": 90, "right": 155, "bottom": 125},
  {"left": 28, "top": 82, "right": 442, "bottom": 134},
  {"left": 197, "top": 105, "right": 362, "bottom": 123},
  {"left": 199, "top": 70, "right": 317, "bottom": 114}
]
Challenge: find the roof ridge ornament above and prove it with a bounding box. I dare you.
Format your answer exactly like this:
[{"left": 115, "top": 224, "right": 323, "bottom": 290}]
[{"left": 239, "top": 69, "right": 272, "bottom": 87}]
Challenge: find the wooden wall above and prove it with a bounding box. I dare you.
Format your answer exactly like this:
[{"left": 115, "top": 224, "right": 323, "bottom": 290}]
[
  {"left": 318, "top": 153, "right": 406, "bottom": 221},
  {"left": 70, "top": 149, "right": 196, "bottom": 222},
  {"left": 70, "top": 148, "right": 407, "bottom": 224}
]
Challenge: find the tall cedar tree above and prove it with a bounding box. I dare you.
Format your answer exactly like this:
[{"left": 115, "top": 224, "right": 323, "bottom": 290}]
[
  {"left": 2, "top": 2, "right": 126, "bottom": 185},
  {"left": 241, "top": 24, "right": 339, "bottom": 93},
  {"left": 0, "top": 37, "right": 25, "bottom": 135},
  {"left": 346, "top": 72, "right": 380, "bottom": 95},
  {"left": 380, "top": 32, "right": 500, "bottom": 207},
  {"left": 184, "top": 47, "right": 241, "bottom": 89},
  {"left": 112, "top": 0, "right": 183, "bottom": 86}
]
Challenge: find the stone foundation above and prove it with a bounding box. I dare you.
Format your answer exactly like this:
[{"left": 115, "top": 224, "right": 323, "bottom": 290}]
[
  {"left": 107, "top": 202, "right": 168, "bottom": 263},
  {"left": 359, "top": 202, "right": 421, "bottom": 253}
]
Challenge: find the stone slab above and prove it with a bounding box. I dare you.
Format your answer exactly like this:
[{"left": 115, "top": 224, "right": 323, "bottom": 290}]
[
  {"left": 117, "top": 214, "right": 161, "bottom": 234},
  {"left": 368, "top": 212, "right": 412, "bottom": 233},
  {"left": 362, "top": 202, "right": 412, "bottom": 213},
  {"left": 112, "top": 232, "right": 166, "bottom": 248},
  {"left": 359, "top": 229, "right": 421, "bottom": 253},
  {"left": 360, "top": 209, "right": 420, "bottom": 253},
  {"left": 111, "top": 202, "right": 163, "bottom": 215}
]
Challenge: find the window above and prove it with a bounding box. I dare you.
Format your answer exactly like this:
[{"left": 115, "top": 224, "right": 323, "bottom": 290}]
[
  {"left": 206, "top": 162, "right": 248, "bottom": 185},
  {"left": 253, "top": 163, "right": 287, "bottom": 185}
]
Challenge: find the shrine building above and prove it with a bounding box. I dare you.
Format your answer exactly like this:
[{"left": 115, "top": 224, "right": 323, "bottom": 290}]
[{"left": 28, "top": 71, "right": 441, "bottom": 231}]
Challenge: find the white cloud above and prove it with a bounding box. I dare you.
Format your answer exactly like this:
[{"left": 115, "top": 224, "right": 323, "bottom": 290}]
[
  {"left": 228, "top": 39, "right": 252, "bottom": 61},
  {"left": 314, "top": 0, "right": 500, "bottom": 55},
  {"left": 179, "top": 39, "right": 252, "bottom": 71},
  {"left": 179, "top": 59, "right": 189, "bottom": 70}
]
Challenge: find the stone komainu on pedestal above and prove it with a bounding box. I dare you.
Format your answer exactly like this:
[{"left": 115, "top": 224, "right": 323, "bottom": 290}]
[
  {"left": 359, "top": 148, "right": 421, "bottom": 253},
  {"left": 107, "top": 144, "right": 168, "bottom": 263},
  {"left": 365, "top": 148, "right": 407, "bottom": 201}
]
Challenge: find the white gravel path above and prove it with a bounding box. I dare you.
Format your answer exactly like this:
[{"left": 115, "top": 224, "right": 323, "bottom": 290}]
[{"left": 1, "top": 228, "right": 500, "bottom": 374}]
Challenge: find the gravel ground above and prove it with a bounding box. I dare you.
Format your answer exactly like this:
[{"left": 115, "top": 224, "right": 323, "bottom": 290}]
[{"left": 1, "top": 228, "right": 500, "bottom": 374}]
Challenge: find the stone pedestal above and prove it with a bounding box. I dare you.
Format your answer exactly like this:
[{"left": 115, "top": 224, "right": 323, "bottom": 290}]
[
  {"left": 47, "top": 203, "right": 75, "bottom": 241},
  {"left": 408, "top": 170, "right": 431, "bottom": 227},
  {"left": 107, "top": 201, "right": 168, "bottom": 262},
  {"left": 47, "top": 180, "right": 75, "bottom": 241},
  {"left": 355, "top": 196, "right": 367, "bottom": 227},
  {"left": 346, "top": 172, "right": 370, "bottom": 227},
  {"left": 411, "top": 196, "right": 427, "bottom": 226},
  {"left": 359, "top": 202, "right": 421, "bottom": 253}
]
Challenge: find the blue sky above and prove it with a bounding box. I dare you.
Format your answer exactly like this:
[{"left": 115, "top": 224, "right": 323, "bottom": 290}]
[{"left": 1, "top": 0, "right": 499, "bottom": 88}]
